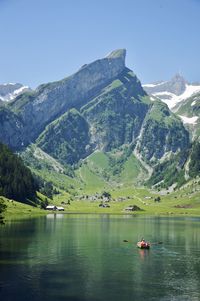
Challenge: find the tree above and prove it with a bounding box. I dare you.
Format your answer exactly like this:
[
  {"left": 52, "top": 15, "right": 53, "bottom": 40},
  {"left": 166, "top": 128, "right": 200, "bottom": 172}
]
[
  {"left": 40, "top": 182, "right": 53, "bottom": 199},
  {"left": 102, "top": 191, "right": 111, "bottom": 200},
  {"left": 0, "top": 198, "right": 7, "bottom": 224},
  {"left": 0, "top": 142, "right": 38, "bottom": 203},
  {"left": 154, "top": 196, "right": 161, "bottom": 202}
]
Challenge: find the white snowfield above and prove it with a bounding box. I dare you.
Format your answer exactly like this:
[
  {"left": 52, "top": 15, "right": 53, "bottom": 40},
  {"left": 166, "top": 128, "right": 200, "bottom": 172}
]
[
  {"left": 179, "top": 115, "right": 199, "bottom": 125},
  {"left": 143, "top": 81, "right": 166, "bottom": 88},
  {"left": 0, "top": 85, "right": 29, "bottom": 102},
  {"left": 148, "top": 84, "right": 200, "bottom": 109}
]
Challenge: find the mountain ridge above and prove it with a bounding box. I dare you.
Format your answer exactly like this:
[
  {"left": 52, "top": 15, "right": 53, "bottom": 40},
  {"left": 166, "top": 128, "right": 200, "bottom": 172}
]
[{"left": 0, "top": 49, "right": 195, "bottom": 189}]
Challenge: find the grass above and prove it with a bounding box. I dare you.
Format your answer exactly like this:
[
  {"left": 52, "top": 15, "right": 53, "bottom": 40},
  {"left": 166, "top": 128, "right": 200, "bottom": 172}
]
[
  {"left": 45, "top": 182, "right": 200, "bottom": 216},
  {"left": 2, "top": 197, "right": 46, "bottom": 221},
  {"left": 76, "top": 161, "right": 108, "bottom": 193},
  {"left": 2, "top": 183, "right": 200, "bottom": 221},
  {"left": 119, "top": 155, "right": 146, "bottom": 184},
  {"left": 2, "top": 151, "right": 200, "bottom": 220}
]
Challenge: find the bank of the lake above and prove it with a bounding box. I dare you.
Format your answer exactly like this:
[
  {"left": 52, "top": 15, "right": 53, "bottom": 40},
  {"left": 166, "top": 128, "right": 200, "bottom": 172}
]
[
  {"left": 2, "top": 197, "right": 47, "bottom": 221},
  {"left": 2, "top": 183, "right": 200, "bottom": 221}
]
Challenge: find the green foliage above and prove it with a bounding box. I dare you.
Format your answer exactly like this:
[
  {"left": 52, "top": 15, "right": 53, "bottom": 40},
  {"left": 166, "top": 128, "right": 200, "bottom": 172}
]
[
  {"left": 21, "top": 145, "right": 75, "bottom": 177},
  {"left": 147, "top": 151, "right": 188, "bottom": 189},
  {"left": 0, "top": 142, "right": 38, "bottom": 203},
  {"left": 154, "top": 196, "right": 161, "bottom": 202},
  {"left": 139, "top": 101, "right": 189, "bottom": 161},
  {"left": 37, "top": 109, "right": 91, "bottom": 165},
  {"left": 40, "top": 182, "right": 53, "bottom": 199},
  {"left": 0, "top": 197, "right": 7, "bottom": 224},
  {"left": 40, "top": 197, "right": 49, "bottom": 209},
  {"left": 102, "top": 191, "right": 111, "bottom": 199},
  {"left": 189, "top": 141, "right": 200, "bottom": 178}
]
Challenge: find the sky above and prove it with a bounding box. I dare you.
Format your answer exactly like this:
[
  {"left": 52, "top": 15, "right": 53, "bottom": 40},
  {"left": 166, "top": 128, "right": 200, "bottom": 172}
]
[{"left": 0, "top": 0, "right": 200, "bottom": 88}]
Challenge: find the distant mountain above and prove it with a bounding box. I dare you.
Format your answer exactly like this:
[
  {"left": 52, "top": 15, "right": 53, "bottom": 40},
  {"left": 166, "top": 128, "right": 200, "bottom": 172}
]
[
  {"left": 0, "top": 83, "right": 30, "bottom": 103},
  {"left": 143, "top": 74, "right": 200, "bottom": 110},
  {"left": 0, "top": 50, "right": 194, "bottom": 188},
  {"left": 173, "top": 91, "right": 200, "bottom": 139}
]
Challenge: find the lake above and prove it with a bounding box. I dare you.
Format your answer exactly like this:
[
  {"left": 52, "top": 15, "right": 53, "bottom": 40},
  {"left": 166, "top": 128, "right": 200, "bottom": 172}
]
[{"left": 1, "top": 214, "right": 200, "bottom": 301}]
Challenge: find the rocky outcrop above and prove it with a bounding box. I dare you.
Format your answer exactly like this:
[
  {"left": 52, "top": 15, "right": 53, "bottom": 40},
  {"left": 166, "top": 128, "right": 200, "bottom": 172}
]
[
  {"left": 10, "top": 49, "right": 127, "bottom": 147},
  {"left": 144, "top": 74, "right": 187, "bottom": 96},
  {"left": 82, "top": 68, "right": 147, "bottom": 151},
  {"left": 135, "top": 101, "right": 190, "bottom": 162},
  {"left": 0, "top": 49, "right": 191, "bottom": 184},
  {"left": 0, "top": 107, "right": 26, "bottom": 149}
]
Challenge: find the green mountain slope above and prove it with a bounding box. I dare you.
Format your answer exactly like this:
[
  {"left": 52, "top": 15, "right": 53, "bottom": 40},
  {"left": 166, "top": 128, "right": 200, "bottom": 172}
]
[
  {"left": 36, "top": 109, "right": 91, "bottom": 165},
  {"left": 0, "top": 49, "right": 194, "bottom": 190},
  {"left": 136, "top": 100, "right": 189, "bottom": 162}
]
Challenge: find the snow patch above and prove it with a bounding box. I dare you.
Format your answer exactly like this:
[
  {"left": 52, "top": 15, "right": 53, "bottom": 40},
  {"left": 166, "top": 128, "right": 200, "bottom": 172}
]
[
  {"left": 179, "top": 115, "right": 198, "bottom": 125},
  {"left": 143, "top": 81, "right": 166, "bottom": 88},
  {"left": 152, "top": 84, "right": 200, "bottom": 109},
  {"left": 2, "top": 83, "right": 16, "bottom": 86},
  {"left": 0, "top": 85, "right": 29, "bottom": 102},
  {"left": 13, "top": 86, "right": 28, "bottom": 95}
]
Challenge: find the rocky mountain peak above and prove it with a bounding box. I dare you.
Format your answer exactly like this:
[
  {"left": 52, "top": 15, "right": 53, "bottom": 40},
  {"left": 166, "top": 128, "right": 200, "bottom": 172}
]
[
  {"left": 143, "top": 74, "right": 187, "bottom": 97},
  {"left": 170, "top": 73, "right": 187, "bottom": 95},
  {"left": 171, "top": 73, "right": 186, "bottom": 83},
  {"left": 106, "top": 48, "right": 126, "bottom": 60}
]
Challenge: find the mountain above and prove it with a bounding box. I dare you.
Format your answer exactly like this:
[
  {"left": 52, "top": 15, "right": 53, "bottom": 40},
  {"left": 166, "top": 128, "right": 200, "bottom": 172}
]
[
  {"left": 143, "top": 74, "right": 200, "bottom": 110},
  {"left": 0, "top": 50, "right": 192, "bottom": 188},
  {"left": 0, "top": 83, "right": 30, "bottom": 103},
  {"left": 173, "top": 92, "right": 200, "bottom": 139}
]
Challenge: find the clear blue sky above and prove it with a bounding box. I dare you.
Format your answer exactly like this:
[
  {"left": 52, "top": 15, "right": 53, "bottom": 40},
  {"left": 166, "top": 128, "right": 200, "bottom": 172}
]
[{"left": 0, "top": 0, "right": 200, "bottom": 88}]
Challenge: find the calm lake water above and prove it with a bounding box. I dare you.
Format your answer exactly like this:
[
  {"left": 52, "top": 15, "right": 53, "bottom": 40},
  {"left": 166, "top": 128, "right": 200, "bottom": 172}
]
[{"left": 1, "top": 214, "right": 200, "bottom": 301}]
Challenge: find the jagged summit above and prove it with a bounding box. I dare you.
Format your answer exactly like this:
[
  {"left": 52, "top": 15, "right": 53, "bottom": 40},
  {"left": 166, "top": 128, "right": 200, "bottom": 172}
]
[
  {"left": 106, "top": 49, "right": 126, "bottom": 60},
  {"left": 143, "top": 73, "right": 187, "bottom": 96},
  {"left": 143, "top": 74, "right": 200, "bottom": 110},
  {"left": 171, "top": 73, "right": 186, "bottom": 83}
]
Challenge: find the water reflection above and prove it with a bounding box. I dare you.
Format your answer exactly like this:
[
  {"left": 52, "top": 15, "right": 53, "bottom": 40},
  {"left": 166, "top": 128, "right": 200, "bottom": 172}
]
[
  {"left": 0, "top": 215, "right": 200, "bottom": 301},
  {"left": 138, "top": 248, "right": 150, "bottom": 260}
]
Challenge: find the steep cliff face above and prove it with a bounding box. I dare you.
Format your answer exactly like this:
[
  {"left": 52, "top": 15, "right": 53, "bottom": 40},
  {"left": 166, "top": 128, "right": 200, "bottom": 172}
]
[
  {"left": 0, "top": 49, "right": 192, "bottom": 188},
  {"left": 0, "top": 107, "right": 26, "bottom": 148},
  {"left": 135, "top": 101, "right": 190, "bottom": 162},
  {"left": 9, "top": 49, "right": 126, "bottom": 148},
  {"left": 82, "top": 68, "right": 148, "bottom": 151}
]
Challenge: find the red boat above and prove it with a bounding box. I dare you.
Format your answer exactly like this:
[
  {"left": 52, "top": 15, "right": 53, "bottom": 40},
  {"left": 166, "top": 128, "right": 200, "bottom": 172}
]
[{"left": 137, "top": 241, "right": 150, "bottom": 249}]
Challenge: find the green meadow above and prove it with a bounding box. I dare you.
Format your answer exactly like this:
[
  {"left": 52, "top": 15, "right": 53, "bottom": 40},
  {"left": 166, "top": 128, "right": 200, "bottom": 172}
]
[{"left": 2, "top": 150, "right": 200, "bottom": 220}]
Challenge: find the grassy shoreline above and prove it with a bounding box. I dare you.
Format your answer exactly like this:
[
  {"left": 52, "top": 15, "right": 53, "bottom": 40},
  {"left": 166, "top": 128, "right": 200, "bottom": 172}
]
[
  {"left": 3, "top": 197, "right": 200, "bottom": 221},
  {"left": 2, "top": 181, "right": 200, "bottom": 221}
]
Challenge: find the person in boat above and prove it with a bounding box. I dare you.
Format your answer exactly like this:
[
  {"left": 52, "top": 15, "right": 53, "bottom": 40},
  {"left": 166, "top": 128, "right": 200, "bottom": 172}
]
[{"left": 141, "top": 238, "right": 146, "bottom": 243}]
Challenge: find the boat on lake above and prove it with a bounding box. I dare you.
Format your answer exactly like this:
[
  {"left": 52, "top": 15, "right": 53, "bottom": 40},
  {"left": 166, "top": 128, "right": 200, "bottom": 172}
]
[{"left": 137, "top": 241, "right": 150, "bottom": 249}]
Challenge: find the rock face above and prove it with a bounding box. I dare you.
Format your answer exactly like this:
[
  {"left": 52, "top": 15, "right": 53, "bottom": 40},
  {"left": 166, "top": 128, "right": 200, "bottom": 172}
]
[
  {"left": 0, "top": 49, "right": 190, "bottom": 181},
  {"left": 0, "top": 107, "right": 25, "bottom": 149},
  {"left": 10, "top": 49, "right": 127, "bottom": 145},
  {"left": 144, "top": 74, "right": 187, "bottom": 96},
  {"left": 135, "top": 101, "right": 189, "bottom": 162}
]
